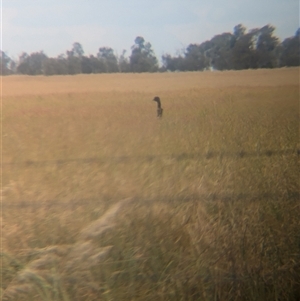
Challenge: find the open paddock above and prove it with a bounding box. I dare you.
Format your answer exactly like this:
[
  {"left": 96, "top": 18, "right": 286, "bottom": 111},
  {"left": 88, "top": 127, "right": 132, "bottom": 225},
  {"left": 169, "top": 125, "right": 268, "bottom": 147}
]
[{"left": 2, "top": 68, "right": 299, "bottom": 301}]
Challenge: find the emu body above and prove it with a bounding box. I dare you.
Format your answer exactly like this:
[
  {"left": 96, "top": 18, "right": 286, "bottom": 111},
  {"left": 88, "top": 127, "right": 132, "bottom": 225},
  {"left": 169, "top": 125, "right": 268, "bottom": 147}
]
[{"left": 153, "top": 96, "right": 163, "bottom": 118}]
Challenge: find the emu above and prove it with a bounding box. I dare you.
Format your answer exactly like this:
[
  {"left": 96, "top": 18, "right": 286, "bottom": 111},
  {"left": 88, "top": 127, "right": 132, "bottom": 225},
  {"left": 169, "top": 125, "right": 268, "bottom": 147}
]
[{"left": 153, "top": 96, "right": 163, "bottom": 118}]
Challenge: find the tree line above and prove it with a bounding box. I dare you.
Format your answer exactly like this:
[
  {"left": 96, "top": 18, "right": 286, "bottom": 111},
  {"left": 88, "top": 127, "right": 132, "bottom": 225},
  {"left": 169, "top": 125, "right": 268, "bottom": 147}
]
[{"left": 1, "top": 24, "right": 299, "bottom": 76}]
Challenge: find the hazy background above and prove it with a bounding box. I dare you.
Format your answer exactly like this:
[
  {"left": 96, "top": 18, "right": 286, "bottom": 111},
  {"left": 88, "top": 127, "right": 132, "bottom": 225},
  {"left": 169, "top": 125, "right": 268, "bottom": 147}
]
[{"left": 2, "top": 0, "right": 299, "bottom": 59}]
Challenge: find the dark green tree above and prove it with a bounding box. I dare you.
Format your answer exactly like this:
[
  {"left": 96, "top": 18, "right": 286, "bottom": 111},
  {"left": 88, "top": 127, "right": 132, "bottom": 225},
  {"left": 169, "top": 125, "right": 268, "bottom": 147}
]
[
  {"left": 66, "top": 43, "right": 83, "bottom": 74},
  {"left": 256, "top": 25, "right": 279, "bottom": 68},
  {"left": 72, "top": 42, "right": 84, "bottom": 58},
  {"left": 231, "top": 28, "right": 259, "bottom": 69},
  {"left": 184, "top": 43, "right": 210, "bottom": 71},
  {"left": 43, "top": 54, "right": 68, "bottom": 75},
  {"left": 43, "top": 58, "right": 58, "bottom": 76},
  {"left": 130, "top": 37, "right": 158, "bottom": 72},
  {"left": 87, "top": 55, "right": 105, "bottom": 73},
  {"left": 17, "top": 51, "right": 48, "bottom": 75},
  {"left": 80, "top": 56, "right": 94, "bottom": 74},
  {"left": 161, "top": 53, "right": 186, "bottom": 71},
  {"left": 233, "top": 24, "right": 246, "bottom": 39},
  {"left": 209, "top": 32, "right": 235, "bottom": 70},
  {"left": 0, "top": 51, "right": 15, "bottom": 75},
  {"left": 118, "top": 50, "right": 130, "bottom": 73},
  {"left": 97, "top": 47, "right": 118, "bottom": 73},
  {"left": 278, "top": 29, "right": 300, "bottom": 66}
]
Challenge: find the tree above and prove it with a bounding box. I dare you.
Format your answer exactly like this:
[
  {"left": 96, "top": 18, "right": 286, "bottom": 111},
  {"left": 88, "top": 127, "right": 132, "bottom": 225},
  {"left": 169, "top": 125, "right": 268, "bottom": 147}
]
[
  {"left": 80, "top": 56, "right": 93, "bottom": 74},
  {"left": 72, "top": 42, "right": 84, "bottom": 58},
  {"left": 86, "top": 55, "right": 105, "bottom": 73},
  {"left": 17, "top": 51, "right": 48, "bottom": 75},
  {"left": 209, "top": 33, "right": 235, "bottom": 70},
  {"left": 66, "top": 43, "right": 83, "bottom": 74},
  {"left": 118, "top": 50, "right": 130, "bottom": 73},
  {"left": 230, "top": 24, "right": 280, "bottom": 70},
  {"left": 9, "top": 24, "right": 300, "bottom": 75},
  {"left": 0, "top": 51, "right": 15, "bottom": 75},
  {"left": 231, "top": 29, "right": 259, "bottom": 69},
  {"left": 184, "top": 43, "right": 210, "bottom": 71},
  {"left": 278, "top": 29, "right": 300, "bottom": 67},
  {"left": 97, "top": 47, "right": 118, "bottom": 73},
  {"left": 255, "top": 25, "right": 279, "bottom": 68},
  {"left": 233, "top": 24, "right": 246, "bottom": 39},
  {"left": 162, "top": 53, "right": 186, "bottom": 71},
  {"left": 130, "top": 36, "right": 158, "bottom": 72}
]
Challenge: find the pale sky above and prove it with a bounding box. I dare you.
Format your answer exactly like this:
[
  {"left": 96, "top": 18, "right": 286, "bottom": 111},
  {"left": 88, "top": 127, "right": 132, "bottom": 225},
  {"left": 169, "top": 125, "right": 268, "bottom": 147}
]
[{"left": 1, "top": 0, "right": 299, "bottom": 61}]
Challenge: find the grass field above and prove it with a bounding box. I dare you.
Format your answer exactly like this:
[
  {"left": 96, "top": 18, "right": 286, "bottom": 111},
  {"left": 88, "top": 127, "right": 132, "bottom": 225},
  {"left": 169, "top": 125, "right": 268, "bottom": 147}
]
[{"left": 1, "top": 68, "right": 300, "bottom": 300}]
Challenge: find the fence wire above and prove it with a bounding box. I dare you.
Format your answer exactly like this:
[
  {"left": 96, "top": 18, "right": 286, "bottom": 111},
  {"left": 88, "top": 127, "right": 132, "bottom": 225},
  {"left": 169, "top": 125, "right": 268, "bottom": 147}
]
[
  {"left": 3, "top": 191, "right": 299, "bottom": 209},
  {"left": 2, "top": 148, "right": 299, "bottom": 168}
]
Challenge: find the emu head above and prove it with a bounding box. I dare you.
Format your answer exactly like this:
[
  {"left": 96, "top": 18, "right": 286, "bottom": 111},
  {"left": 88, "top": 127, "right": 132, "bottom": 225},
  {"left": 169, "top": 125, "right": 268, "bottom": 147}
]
[{"left": 153, "top": 96, "right": 161, "bottom": 108}]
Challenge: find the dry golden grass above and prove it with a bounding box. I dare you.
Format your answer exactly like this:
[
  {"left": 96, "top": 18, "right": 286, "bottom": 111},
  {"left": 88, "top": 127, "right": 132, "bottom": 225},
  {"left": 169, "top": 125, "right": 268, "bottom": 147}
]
[
  {"left": 1, "top": 68, "right": 300, "bottom": 300},
  {"left": 2, "top": 67, "right": 299, "bottom": 97}
]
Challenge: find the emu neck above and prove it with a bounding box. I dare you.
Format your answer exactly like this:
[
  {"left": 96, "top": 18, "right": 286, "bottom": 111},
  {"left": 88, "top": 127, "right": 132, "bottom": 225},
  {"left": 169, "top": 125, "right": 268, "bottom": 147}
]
[{"left": 156, "top": 100, "right": 161, "bottom": 109}]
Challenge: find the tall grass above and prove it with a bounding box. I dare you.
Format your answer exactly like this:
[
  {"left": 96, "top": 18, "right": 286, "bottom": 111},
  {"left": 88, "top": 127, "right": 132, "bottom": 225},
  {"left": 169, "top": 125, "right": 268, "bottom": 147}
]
[{"left": 2, "top": 69, "right": 299, "bottom": 300}]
